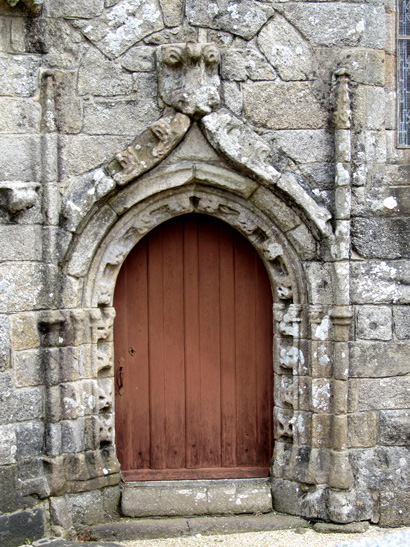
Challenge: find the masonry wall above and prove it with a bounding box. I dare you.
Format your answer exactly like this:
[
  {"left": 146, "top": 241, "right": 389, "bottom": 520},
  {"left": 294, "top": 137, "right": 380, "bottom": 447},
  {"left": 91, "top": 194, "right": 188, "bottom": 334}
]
[{"left": 0, "top": 0, "right": 409, "bottom": 545}]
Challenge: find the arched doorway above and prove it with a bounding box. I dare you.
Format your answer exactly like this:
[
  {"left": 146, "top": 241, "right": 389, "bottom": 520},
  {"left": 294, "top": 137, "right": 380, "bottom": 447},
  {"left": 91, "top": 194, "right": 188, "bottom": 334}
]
[{"left": 114, "top": 213, "right": 273, "bottom": 481}]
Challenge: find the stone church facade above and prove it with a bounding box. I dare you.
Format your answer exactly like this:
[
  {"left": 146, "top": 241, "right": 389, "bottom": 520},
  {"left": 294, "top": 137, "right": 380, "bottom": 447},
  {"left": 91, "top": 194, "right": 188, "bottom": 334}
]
[{"left": 1, "top": 0, "right": 410, "bottom": 545}]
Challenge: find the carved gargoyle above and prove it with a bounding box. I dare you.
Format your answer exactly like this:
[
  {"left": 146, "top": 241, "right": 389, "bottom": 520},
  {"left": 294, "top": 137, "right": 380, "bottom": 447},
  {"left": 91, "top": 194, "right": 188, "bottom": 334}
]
[
  {"left": 6, "top": 0, "right": 43, "bottom": 15},
  {"left": 156, "top": 42, "right": 221, "bottom": 118}
]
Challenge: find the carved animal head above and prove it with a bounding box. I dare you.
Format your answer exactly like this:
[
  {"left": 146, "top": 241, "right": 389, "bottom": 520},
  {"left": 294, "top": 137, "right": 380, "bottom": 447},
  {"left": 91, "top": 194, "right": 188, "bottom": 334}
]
[{"left": 156, "top": 42, "right": 221, "bottom": 118}]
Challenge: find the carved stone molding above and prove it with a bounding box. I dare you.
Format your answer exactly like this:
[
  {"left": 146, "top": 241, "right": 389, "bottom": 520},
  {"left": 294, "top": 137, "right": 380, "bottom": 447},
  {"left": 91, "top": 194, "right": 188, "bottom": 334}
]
[{"left": 108, "top": 109, "right": 191, "bottom": 186}]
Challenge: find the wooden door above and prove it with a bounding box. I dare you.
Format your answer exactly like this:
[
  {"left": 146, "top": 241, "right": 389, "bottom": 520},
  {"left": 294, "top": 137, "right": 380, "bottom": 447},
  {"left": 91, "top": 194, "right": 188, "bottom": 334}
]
[{"left": 114, "top": 214, "right": 273, "bottom": 481}]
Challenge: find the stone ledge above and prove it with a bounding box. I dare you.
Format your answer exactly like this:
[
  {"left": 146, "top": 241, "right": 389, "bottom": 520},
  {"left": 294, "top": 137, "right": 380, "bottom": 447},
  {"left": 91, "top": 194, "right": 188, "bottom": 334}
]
[{"left": 85, "top": 512, "right": 308, "bottom": 542}]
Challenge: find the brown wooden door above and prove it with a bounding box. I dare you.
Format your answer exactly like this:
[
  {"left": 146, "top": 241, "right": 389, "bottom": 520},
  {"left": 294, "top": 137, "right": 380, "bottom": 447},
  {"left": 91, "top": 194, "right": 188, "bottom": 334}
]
[{"left": 114, "top": 214, "right": 273, "bottom": 481}]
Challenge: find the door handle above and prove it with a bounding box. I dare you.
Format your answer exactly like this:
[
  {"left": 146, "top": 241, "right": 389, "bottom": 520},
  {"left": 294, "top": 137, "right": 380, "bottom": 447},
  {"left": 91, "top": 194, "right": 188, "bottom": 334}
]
[{"left": 117, "top": 358, "right": 125, "bottom": 396}]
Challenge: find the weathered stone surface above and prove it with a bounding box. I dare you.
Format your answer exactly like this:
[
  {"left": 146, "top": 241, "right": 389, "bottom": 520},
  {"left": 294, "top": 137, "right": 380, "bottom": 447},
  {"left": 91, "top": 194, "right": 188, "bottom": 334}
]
[
  {"left": 78, "top": 48, "right": 134, "bottom": 96},
  {"left": 350, "top": 446, "right": 410, "bottom": 490},
  {"left": 14, "top": 349, "right": 43, "bottom": 387},
  {"left": 23, "top": 17, "right": 74, "bottom": 57},
  {"left": 277, "top": 4, "right": 385, "bottom": 49},
  {"left": 0, "top": 98, "right": 40, "bottom": 133},
  {"left": 121, "top": 45, "right": 155, "bottom": 72},
  {"left": 50, "top": 71, "right": 82, "bottom": 135},
  {"left": 0, "top": 18, "right": 9, "bottom": 52},
  {"left": 186, "top": 0, "right": 272, "bottom": 39},
  {"left": 67, "top": 490, "right": 104, "bottom": 526},
  {"left": 0, "top": 136, "right": 41, "bottom": 181},
  {"left": 50, "top": 496, "right": 73, "bottom": 529},
  {"left": 326, "top": 488, "right": 373, "bottom": 524},
  {"left": 47, "top": 0, "right": 104, "bottom": 18},
  {"left": 79, "top": 0, "right": 164, "bottom": 59},
  {"left": 353, "top": 86, "right": 385, "bottom": 130},
  {"left": 221, "top": 80, "right": 242, "bottom": 116},
  {"left": 352, "top": 218, "right": 410, "bottom": 259},
  {"left": 60, "top": 419, "right": 86, "bottom": 453},
  {"left": 356, "top": 305, "right": 392, "bottom": 341},
  {"left": 243, "top": 82, "right": 327, "bottom": 130},
  {"left": 258, "top": 14, "right": 313, "bottom": 81},
  {"left": 348, "top": 412, "right": 378, "bottom": 448},
  {"left": 379, "top": 492, "right": 410, "bottom": 527},
  {"left": 351, "top": 261, "right": 410, "bottom": 304},
  {"left": 159, "top": 0, "right": 182, "bottom": 27},
  {"left": 164, "top": 123, "right": 220, "bottom": 165},
  {"left": 0, "top": 507, "right": 45, "bottom": 547},
  {"left": 0, "top": 263, "right": 55, "bottom": 313},
  {"left": 61, "top": 135, "right": 129, "bottom": 178},
  {"left": 0, "top": 225, "right": 41, "bottom": 261},
  {"left": 305, "top": 263, "right": 334, "bottom": 305},
  {"left": 271, "top": 130, "right": 333, "bottom": 165},
  {"left": 0, "top": 375, "right": 43, "bottom": 424},
  {"left": 221, "top": 47, "right": 276, "bottom": 81},
  {"left": 250, "top": 187, "right": 301, "bottom": 233},
  {"left": 394, "top": 305, "right": 410, "bottom": 339},
  {"left": 0, "top": 424, "right": 17, "bottom": 465},
  {"left": 83, "top": 93, "right": 160, "bottom": 136},
  {"left": 356, "top": 376, "right": 410, "bottom": 410},
  {"left": 11, "top": 312, "right": 40, "bottom": 351},
  {"left": 0, "top": 54, "right": 40, "bottom": 97},
  {"left": 0, "top": 315, "right": 9, "bottom": 372},
  {"left": 379, "top": 410, "right": 410, "bottom": 445},
  {"left": 62, "top": 168, "right": 116, "bottom": 233},
  {"left": 16, "top": 421, "right": 44, "bottom": 459}
]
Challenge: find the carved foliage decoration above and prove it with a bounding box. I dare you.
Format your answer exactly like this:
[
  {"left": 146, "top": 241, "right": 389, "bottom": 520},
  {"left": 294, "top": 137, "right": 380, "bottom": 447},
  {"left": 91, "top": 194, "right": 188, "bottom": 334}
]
[{"left": 156, "top": 43, "right": 221, "bottom": 117}]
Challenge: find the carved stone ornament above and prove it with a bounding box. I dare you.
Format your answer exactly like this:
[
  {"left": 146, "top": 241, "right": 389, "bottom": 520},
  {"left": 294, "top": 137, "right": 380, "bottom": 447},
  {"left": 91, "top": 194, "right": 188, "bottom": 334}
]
[
  {"left": 333, "top": 68, "right": 351, "bottom": 130},
  {"left": 0, "top": 182, "right": 39, "bottom": 214},
  {"left": 201, "top": 108, "right": 280, "bottom": 185},
  {"left": 108, "top": 108, "right": 191, "bottom": 185},
  {"left": 156, "top": 43, "right": 221, "bottom": 118},
  {"left": 6, "top": 0, "right": 43, "bottom": 14}
]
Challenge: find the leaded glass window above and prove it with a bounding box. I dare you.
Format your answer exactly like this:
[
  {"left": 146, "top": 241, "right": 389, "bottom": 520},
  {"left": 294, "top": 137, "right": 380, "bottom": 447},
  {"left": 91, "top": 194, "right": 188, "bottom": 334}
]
[{"left": 398, "top": 0, "right": 410, "bottom": 145}]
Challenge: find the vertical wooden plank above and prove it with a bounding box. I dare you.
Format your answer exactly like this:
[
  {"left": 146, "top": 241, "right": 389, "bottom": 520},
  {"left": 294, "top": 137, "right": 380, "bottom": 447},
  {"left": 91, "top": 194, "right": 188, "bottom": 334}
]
[
  {"left": 162, "top": 218, "right": 186, "bottom": 469},
  {"left": 219, "top": 220, "right": 237, "bottom": 468},
  {"left": 234, "top": 235, "right": 258, "bottom": 466},
  {"left": 255, "top": 255, "right": 274, "bottom": 466},
  {"left": 183, "top": 216, "right": 202, "bottom": 469},
  {"left": 125, "top": 239, "right": 151, "bottom": 470},
  {"left": 198, "top": 216, "right": 221, "bottom": 468},
  {"left": 147, "top": 226, "right": 167, "bottom": 469}
]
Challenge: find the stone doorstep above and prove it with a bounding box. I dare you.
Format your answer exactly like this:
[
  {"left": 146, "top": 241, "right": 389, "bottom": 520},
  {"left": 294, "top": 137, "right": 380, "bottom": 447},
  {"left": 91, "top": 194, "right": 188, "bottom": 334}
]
[
  {"left": 121, "top": 478, "right": 273, "bottom": 518},
  {"left": 86, "top": 512, "right": 309, "bottom": 543}
]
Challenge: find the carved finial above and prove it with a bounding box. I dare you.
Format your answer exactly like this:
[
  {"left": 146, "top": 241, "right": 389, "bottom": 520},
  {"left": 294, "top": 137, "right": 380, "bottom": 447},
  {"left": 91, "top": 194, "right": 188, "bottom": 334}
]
[{"left": 333, "top": 68, "right": 351, "bottom": 129}]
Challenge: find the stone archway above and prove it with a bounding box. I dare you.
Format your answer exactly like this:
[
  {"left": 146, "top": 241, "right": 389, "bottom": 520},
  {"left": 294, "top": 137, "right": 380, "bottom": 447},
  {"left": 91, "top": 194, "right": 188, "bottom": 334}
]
[{"left": 44, "top": 43, "right": 358, "bottom": 522}]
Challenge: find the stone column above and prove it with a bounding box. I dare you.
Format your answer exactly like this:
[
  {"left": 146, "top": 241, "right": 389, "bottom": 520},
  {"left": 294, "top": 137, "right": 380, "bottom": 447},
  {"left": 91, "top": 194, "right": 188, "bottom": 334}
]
[{"left": 329, "top": 69, "right": 354, "bottom": 491}]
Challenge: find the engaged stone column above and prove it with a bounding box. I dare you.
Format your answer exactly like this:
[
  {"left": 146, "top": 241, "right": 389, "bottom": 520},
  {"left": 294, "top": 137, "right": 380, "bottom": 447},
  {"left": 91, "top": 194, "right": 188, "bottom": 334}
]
[{"left": 329, "top": 69, "right": 353, "bottom": 491}]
